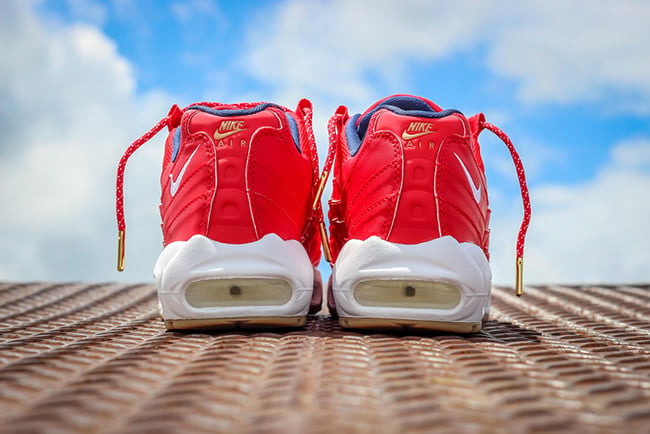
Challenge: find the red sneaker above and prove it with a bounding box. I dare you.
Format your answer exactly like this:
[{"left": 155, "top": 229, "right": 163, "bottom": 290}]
[
  {"left": 116, "top": 99, "right": 325, "bottom": 329},
  {"left": 323, "top": 95, "right": 531, "bottom": 332}
]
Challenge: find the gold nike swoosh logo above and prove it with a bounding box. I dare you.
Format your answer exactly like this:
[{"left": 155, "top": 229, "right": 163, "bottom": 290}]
[
  {"left": 213, "top": 127, "right": 247, "bottom": 140},
  {"left": 401, "top": 130, "right": 435, "bottom": 141}
]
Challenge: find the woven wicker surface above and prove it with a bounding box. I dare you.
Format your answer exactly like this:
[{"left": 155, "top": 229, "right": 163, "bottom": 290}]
[{"left": 0, "top": 282, "right": 649, "bottom": 433}]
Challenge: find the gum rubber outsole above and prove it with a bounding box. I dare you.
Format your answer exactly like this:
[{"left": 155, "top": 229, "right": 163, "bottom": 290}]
[
  {"left": 338, "top": 317, "right": 483, "bottom": 333},
  {"left": 164, "top": 316, "right": 306, "bottom": 330}
]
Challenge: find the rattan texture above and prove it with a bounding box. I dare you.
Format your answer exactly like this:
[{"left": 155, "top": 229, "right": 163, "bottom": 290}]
[{"left": 0, "top": 282, "right": 649, "bottom": 433}]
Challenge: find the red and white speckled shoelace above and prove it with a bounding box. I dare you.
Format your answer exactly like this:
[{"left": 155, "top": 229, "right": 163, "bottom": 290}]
[
  {"left": 115, "top": 112, "right": 174, "bottom": 272},
  {"left": 481, "top": 120, "right": 532, "bottom": 296}
]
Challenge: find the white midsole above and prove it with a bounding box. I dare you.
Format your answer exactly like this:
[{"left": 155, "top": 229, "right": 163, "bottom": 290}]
[
  {"left": 154, "top": 234, "right": 313, "bottom": 320},
  {"left": 332, "top": 236, "right": 491, "bottom": 323}
]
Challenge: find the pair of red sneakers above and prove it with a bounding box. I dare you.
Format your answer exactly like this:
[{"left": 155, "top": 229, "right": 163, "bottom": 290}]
[{"left": 116, "top": 95, "right": 530, "bottom": 333}]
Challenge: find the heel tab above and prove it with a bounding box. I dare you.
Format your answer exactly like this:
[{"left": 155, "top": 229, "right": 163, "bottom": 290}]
[
  {"left": 468, "top": 113, "right": 486, "bottom": 137},
  {"left": 167, "top": 104, "right": 183, "bottom": 130},
  {"left": 468, "top": 113, "right": 487, "bottom": 170},
  {"left": 334, "top": 105, "right": 349, "bottom": 119},
  {"left": 296, "top": 98, "right": 313, "bottom": 117}
]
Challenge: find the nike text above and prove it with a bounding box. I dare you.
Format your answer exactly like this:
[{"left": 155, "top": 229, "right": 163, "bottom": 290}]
[
  {"left": 219, "top": 120, "right": 244, "bottom": 131},
  {"left": 214, "top": 120, "right": 247, "bottom": 140},
  {"left": 407, "top": 122, "right": 434, "bottom": 133},
  {"left": 402, "top": 122, "right": 436, "bottom": 141}
]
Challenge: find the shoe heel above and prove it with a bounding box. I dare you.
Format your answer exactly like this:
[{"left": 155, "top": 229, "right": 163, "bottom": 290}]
[
  {"left": 155, "top": 234, "right": 313, "bottom": 330},
  {"left": 332, "top": 236, "right": 491, "bottom": 332}
]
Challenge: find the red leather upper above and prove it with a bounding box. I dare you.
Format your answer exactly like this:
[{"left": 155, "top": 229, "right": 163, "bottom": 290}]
[
  {"left": 159, "top": 102, "right": 321, "bottom": 265},
  {"left": 328, "top": 96, "right": 491, "bottom": 261}
]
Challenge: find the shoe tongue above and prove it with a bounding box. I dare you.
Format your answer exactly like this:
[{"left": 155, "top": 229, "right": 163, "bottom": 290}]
[{"left": 356, "top": 95, "right": 441, "bottom": 141}]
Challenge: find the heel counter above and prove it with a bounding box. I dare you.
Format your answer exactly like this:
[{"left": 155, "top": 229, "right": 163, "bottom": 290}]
[
  {"left": 198, "top": 105, "right": 314, "bottom": 245},
  {"left": 247, "top": 123, "right": 314, "bottom": 241},
  {"left": 388, "top": 112, "right": 488, "bottom": 247},
  {"left": 342, "top": 129, "right": 403, "bottom": 242},
  {"left": 192, "top": 109, "right": 263, "bottom": 244}
]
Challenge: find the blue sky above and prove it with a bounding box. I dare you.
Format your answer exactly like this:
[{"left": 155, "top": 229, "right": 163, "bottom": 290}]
[{"left": 1, "top": 0, "right": 649, "bottom": 286}]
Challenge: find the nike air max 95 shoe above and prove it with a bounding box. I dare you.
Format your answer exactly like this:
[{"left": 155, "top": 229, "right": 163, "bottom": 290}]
[
  {"left": 323, "top": 95, "right": 531, "bottom": 332},
  {"left": 116, "top": 99, "right": 325, "bottom": 330}
]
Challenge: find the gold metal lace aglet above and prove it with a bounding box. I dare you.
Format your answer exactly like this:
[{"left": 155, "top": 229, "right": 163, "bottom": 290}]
[
  {"left": 312, "top": 168, "right": 333, "bottom": 264},
  {"left": 312, "top": 169, "right": 329, "bottom": 211},
  {"left": 516, "top": 256, "right": 523, "bottom": 297},
  {"left": 117, "top": 230, "right": 125, "bottom": 272},
  {"left": 319, "top": 220, "right": 333, "bottom": 264}
]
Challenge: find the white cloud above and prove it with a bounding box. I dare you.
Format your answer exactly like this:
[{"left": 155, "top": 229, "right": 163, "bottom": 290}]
[
  {"left": 489, "top": 138, "right": 650, "bottom": 285},
  {"left": 239, "top": 0, "right": 650, "bottom": 113},
  {"left": 242, "top": 0, "right": 492, "bottom": 108},
  {"left": 482, "top": 133, "right": 568, "bottom": 183},
  {"left": 0, "top": 0, "right": 171, "bottom": 282},
  {"left": 486, "top": 0, "right": 650, "bottom": 110}
]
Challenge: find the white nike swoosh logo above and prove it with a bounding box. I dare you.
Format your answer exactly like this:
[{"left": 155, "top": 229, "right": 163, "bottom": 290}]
[
  {"left": 169, "top": 146, "right": 199, "bottom": 197},
  {"left": 454, "top": 152, "right": 482, "bottom": 204}
]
